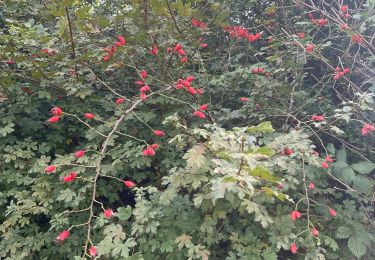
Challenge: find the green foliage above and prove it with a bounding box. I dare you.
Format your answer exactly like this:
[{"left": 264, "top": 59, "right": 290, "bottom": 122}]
[{"left": 0, "top": 0, "right": 374, "bottom": 259}]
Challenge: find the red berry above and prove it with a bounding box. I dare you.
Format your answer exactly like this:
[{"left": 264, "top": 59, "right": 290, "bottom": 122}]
[
  {"left": 124, "top": 180, "right": 136, "bottom": 188},
  {"left": 312, "top": 227, "right": 319, "bottom": 237},
  {"left": 186, "top": 76, "right": 195, "bottom": 83},
  {"left": 89, "top": 246, "right": 97, "bottom": 257},
  {"left": 290, "top": 243, "right": 297, "bottom": 254},
  {"left": 84, "top": 113, "right": 95, "bottom": 119},
  {"left": 48, "top": 116, "right": 60, "bottom": 124},
  {"left": 193, "top": 110, "right": 206, "bottom": 119},
  {"left": 140, "top": 70, "right": 147, "bottom": 80},
  {"left": 143, "top": 146, "right": 155, "bottom": 156},
  {"left": 104, "top": 209, "right": 114, "bottom": 218},
  {"left": 321, "top": 162, "right": 329, "bottom": 168},
  {"left": 153, "top": 130, "right": 165, "bottom": 137},
  {"left": 45, "top": 165, "right": 56, "bottom": 173},
  {"left": 74, "top": 150, "right": 85, "bottom": 158},
  {"left": 140, "top": 85, "right": 150, "bottom": 93},
  {"left": 135, "top": 80, "right": 145, "bottom": 87},
  {"left": 63, "top": 172, "right": 77, "bottom": 183},
  {"left": 329, "top": 208, "right": 336, "bottom": 216},
  {"left": 115, "top": 98, "right": 125, "bottom": 105},
  {"left": 51, "top": 107, "right": 63, "bottom": 116},
  {"left": 56, "top": 230, "right": 70, "bottom": 242},
  {"left": 199, "top": 104, "right": 209, "bottom": 111},
  {"left": 290, "top": 210, "right": 301, "bottom": 221},
  {"left": 308, "top": 182, "right": 315, "bottom": 190}
]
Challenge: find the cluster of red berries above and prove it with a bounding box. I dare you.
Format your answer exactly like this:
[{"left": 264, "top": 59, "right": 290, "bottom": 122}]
[
  {"left": 103, "top": 36, "right": 126, "bottom": 61},
  {"left": 340, "top": 5, "right": 350, "bottom": 18},
  {"left": 143, "top": 143, "right": 159, "bottom": 156},
  {"left": 175, "top": 75, "right": 202, "bottom": 95},
  {"left": 191, "top": 18, "right": 208, "bottom": 29},
  {"left": 193, "top": 104, "right": 209, "bottom": 119},
  {"left": 333, "top": 67, "right": 350, "bottom": 80},
  {"left": 224, "top": 26, "right": 262, "bottom": 43},
  {"left": 312, "top": 18, "right": 328, "bottom": 27},
  {"left": 251, "top": 67, "right": 271, "bottom": 76},
  {"left": 289, "top": 207, "right": 336, "bottom": 254},
  {"left": 166, "top": 43, "right": 188, "bottom": 63},
  {"left": 321, "top": 155, "right": 334, "bottom": 169},
  {"left": 150, "top": 44, "right": 158, "bottom": 56},
  {"left": 41, "top": 48, "right": 57, "bottom": 56},
  {"left": 135, "top": 70, "right": 150, "bottom": 101},
  {"left": 361, "top": 123, "right": 375, "bottom": 136}
]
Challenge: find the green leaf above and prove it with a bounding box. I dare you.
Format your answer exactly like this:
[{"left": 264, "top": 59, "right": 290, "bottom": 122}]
[
  {"left": 183, "top": 144, "right": 206, "bottom": 168},
  {"left": 248, "top": 165, "right": 278, "bottom": 182},
  {"left": 247, "top": 121, "right": 274, "bottom": 134},
  {"left": 327, "top": 143, "right": 336, "bottom": 154},
  {"left": 336, "top": 226, "right": 352, "bottom": 239},
  {"left": 324, "top": 236, "right": 339, "bottom": 251},
  {"left": 341, "top": 167, "right": 355, "bottom": 184},
  {"left": 351, "top": 161, "right": 375, "bottom": 174},
  {"left": 352, "top": 175, "right": 372, "bottom": 194},
  {"left": 348, "top": 235, "right": 366, "bottom": 258},
  {"left": 117, "top": 206, "right": 132, "bottom": 221},
  {"left": 336, "top": 149, "right": 347, "bottom": 162},
  {"left": 247, "top": 147, "right": 275, "bottom": 157}
]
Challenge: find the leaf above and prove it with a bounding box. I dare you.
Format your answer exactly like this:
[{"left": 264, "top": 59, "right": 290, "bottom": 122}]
[
  {"left": 336, "top": 149, "right": 347, "bottom": 162},
  {"left": 247, "top": 147, "right": 275, "bottom": 157},
  {"left": 183, "top": 144, "right": 206, "bottom": 168},
  {"left": 351, "top": 161, "right": 375, "bottom": 174},
  {"left": 327, "top": 143, "right": 336, "bottom": 154},
  {"left": 248, "top": 165, "right": 278, "bottom": 182},
  {"left": 336, "top": 226, "right": 352, "bottom": 239},
  {"left": 241, "top": 199, "right": 259, "bottom": 214},
  {"left": 117, "top": 206, "right": 132, "bottom": 221},
  {"left": 348, "top": 235, "right": 366, "bottom": 258},
  {"left": 341, "top": 167, "right": 355, "bottom": 184},
  {"left": 324, "top": 236, "right": 339, "bottom": 251},
  {"left": 175, "top": 234, "right": 193, "bottom": 249},
  {"left": 247, "top": 121, "right": 274, "bottom": 134},
  {"left": 352, "top": 175, "right": 372, "bottom": 194}
]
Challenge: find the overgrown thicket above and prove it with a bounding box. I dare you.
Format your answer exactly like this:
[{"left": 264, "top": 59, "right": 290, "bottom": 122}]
[{"left": 0, "top": 0, "right": 374, "bottom": 259}]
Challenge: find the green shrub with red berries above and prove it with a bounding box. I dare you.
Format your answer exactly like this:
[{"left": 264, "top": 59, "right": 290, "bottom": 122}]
[{"left": 0, "top": 0, "right": 374, "bottom": 259}]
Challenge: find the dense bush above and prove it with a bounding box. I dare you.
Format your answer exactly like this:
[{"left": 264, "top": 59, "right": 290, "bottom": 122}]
[{"left": 0, "top": 0, "right": 374, "bottom": 259}]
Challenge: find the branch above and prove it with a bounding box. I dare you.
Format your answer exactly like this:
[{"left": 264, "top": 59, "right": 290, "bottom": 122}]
[{"left": 65, "top": 7, "right": 78, "bottom": 81}]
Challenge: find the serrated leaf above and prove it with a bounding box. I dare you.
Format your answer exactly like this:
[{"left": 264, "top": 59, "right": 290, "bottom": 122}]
[
  {"left": 327, "top": 143, "right": 336, "bottom": 154},
  {"left": 341, "top": 167, "right": 355, "bottom": 184},
  {"left": 247, "top": 121, "right": 274, "bottom": 134},
  {"left": 348, "top": 235, "right": 366, "bottom": 258},
  {"left": 336, "top": 149, "right": 347, "bottom": 162},
  {"left": 352, "top": 175, "right": 372, "bottom": 194},
  {"left": 351, "top": 161, "right": 375, "bottom": 174},
  {"left": 117, "top": 206, "right": 132, "bottom": 221},
  {"left": 324, "top": 236, "right": 339, "bottom": 251},
  {"left": 183, "top": 144, "right": 206, "bottom": 168},
  {"left": 336, "top": 226, "right": 352, "bottom": 239}
]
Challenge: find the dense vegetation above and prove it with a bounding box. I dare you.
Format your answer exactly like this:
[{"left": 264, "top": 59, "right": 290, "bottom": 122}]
[{"left": 0, "top": 0, "right": 374, "bottom": 259}]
